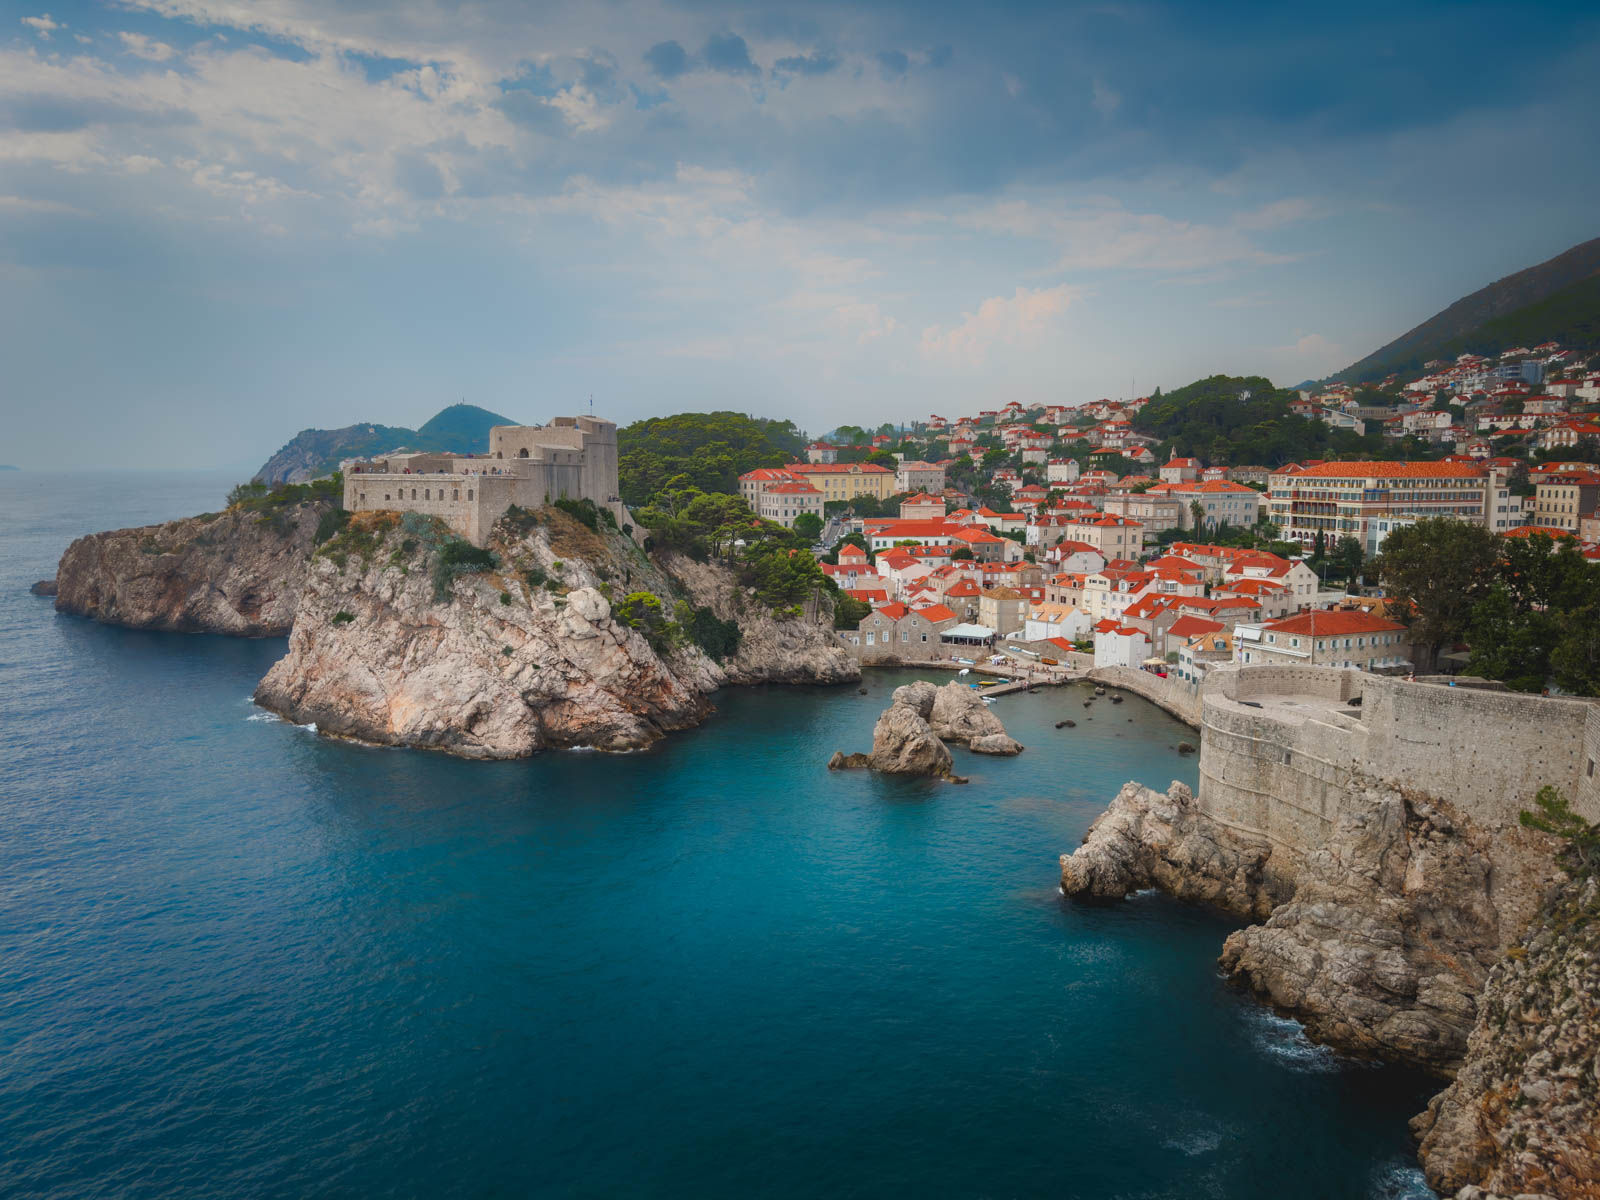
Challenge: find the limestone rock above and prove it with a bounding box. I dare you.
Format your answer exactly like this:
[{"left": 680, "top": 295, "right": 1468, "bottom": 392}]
[
  {"left": 53, "top": 503, "right": 326, "bottom": 635},
  {"left": 29, "top": 578, "right": 56, "bottom": 596},
  {"left": 868, "top": 700, "right": 953, "bottom": 777},
  {"left": 929, "top": 680, "right": 1023, "bottom": 754},
  {"left": 1060, "top": 780, "right": 1280, "bottom": 917},
  {"left": 969, "top": 732, "right": 1024, "bottom": 755},
  {"left": 662, "top": 552, "right": 859, "bottom": 687},
  {"left": 253, "top": 510, "right": 735, "bottom": 758},
  {"left": 830, "top": 681, "right": 955, "bottom": 779},
  {"left": 1414, "top": 875, "right": 1600, "bottom": 1199}
]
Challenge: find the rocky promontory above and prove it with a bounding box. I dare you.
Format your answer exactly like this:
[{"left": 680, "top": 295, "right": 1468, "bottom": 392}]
[
  {"left": 51, "top": 502, "right": 330, "bottom": 635},
  {"left": 252, "top": 507, "right": 856, "bottom": 756},
  {"left": 1062, "top": 774, "right": 1560, "bottom": 1073}
]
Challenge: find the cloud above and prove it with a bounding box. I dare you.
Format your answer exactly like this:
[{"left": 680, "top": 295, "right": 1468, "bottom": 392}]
[
  {"left": 1091, "top": 79, "right": 1120, "bottom": 117},
  {"left": 773, "top": 51, "right": 838, "bottom": 77},
  {"left": 919, "top": 284, "right": 1080, "bottom": 367},
  {"left": 117, "top": 32, "right": 177, "bottom": 61},
  {"left": 1233, "top": 196, "right": 1321, "bottom": 229},
  {"left": 702, "top": 33, "right": 757, "bottom": 76},
  {"left": 21, "top": 13, "right": 60, "bottom": 39},
  {"left": 875, "top": 50, "right": 909, "bottom": 80},
  {"left": 643, "top": 40, "right": 688, "bottom": 79}
]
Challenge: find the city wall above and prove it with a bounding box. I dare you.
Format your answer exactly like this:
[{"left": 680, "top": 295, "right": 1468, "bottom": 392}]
[{"left": 1192, "top": 667, "right": 1600, "bottom": 872}]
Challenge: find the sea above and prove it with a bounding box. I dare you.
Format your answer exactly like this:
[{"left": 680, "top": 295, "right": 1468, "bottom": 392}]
[{"left": 0, "top": 471, "right": 1441, "bottom": 1199}]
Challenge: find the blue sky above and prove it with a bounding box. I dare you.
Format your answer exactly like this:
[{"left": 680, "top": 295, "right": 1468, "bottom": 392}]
[{"left": 2, "top": 0, "right": 1597, "bottom": 469}]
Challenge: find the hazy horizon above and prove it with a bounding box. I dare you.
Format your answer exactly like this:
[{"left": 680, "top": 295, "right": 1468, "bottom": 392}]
[{"left": 3, "top": 0, "right": 1598, "bottom": 469}]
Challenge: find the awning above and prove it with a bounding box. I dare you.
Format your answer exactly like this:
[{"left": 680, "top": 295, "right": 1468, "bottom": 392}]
[{"left": 940, "top": 623, "right": 996, "bottom": 641}]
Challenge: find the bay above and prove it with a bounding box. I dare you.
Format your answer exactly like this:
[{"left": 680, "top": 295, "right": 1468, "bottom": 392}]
[{"left": 0, "top": 472, "right": 1437, "bottom": 1199}]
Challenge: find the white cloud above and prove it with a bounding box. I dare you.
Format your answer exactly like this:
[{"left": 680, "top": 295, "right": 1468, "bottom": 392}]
[
  {"left": 117, "top": 32, "right": 177, "bottom": 61},
  {"left": 1233, "top": 197, "right": 1321, "bottom": 230},
  {"left": 21, "top": 14, "right": 60, "bottom": 39},
  {"left": 919, "top": 284, "right": 1080, "bottom": 367}
]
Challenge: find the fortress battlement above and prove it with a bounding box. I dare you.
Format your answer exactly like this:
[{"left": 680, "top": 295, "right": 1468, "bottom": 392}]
[{"left": 342, "top": 415, "right": 621, "bottom": 545}]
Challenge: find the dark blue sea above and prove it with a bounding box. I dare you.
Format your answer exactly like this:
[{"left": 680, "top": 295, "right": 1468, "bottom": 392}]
[{"left": 0, "top": 472, "right": 1440, "bottom": 1199}]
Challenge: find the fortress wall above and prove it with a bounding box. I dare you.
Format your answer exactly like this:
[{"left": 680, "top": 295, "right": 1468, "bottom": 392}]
[
  {"left": 1190, "top": 667, "right": 1600, "bottom": 876},
  {"left": 1214, "top": 664, "right": 1364, "bottom": 705},
  {"left": 1086, "top": 666, "right": 1203, "bottom": 725},
  {"left": 345, "top": 473, "right": 485, "bottom": 543},
  {"left": 1196, "top": 697, "right": 1366, "bottom": 859},
  {"left": 1361, "top": 676, "right": 1596, "bottom": 827},
  {"left": 1575, "top": 706, "right": 1600, "bottom": 823}
]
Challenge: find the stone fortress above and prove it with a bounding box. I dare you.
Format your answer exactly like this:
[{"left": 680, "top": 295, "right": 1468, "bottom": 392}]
[{"left": 342, "top": 415, "right": 622, "bottom": 546}]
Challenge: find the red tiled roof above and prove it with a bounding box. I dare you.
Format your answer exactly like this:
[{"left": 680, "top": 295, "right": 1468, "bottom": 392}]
[
  {"left": 1263, "top": 610, "right": 1405, "bottom": 636},
  {"left": 1167, "top": 614, "right": 1225, "bottom": 640},
  {"left": 1293, "top": 461, "right": 1485, "bottom": 479}
]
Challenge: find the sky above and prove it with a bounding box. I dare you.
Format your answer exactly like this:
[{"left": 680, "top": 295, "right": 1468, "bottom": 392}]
[{"left": 2, "top": 0, "right": 1598, "bottom": 469}]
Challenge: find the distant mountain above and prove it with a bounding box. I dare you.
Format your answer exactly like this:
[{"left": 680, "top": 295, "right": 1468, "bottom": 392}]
[
  {"left": 253, "top": 403, "right": 514, "bottom": 484},
  {"left": 1333, "top": 236, "right": 1600, "bottom": 384}
]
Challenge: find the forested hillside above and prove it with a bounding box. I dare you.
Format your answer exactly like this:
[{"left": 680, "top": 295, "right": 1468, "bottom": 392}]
[
  {"left": 1133, "top": 375, "right": 1377, "bottom": 464},
  {"left": 617, "top": 411, "right": 804, "bottom": 506},
  {"left": 1333, "top": 236, "right": 1600, "bottom": 383}
]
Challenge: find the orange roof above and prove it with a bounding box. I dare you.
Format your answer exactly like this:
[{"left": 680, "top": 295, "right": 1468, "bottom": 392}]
[
  {"left": 764, "top": 481, "right": 821, "bottom": 494},
  {"left": 1293, "top": 461, "right": 1485, "bottom": 479},
  {"left": 1167, "top": 614, "right": 1225, "bottom": 640},
  {"left": 1263, "top": 610, "right": 1405, "bottom": 636},
  {"left": 1170, "top": 480, "right": 1259, "bottom": 494},
  {"left": 873, "top": 602, "right": 911, "bottom": 620},
  {"left": 912, "top": 603, "right": 958, "bottom": 622},
  {"left": 1504, "top": 525, "right": 1577, "bottom": 539}
]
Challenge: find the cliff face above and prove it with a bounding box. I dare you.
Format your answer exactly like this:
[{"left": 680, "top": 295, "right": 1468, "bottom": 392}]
[
  {"left": 663, "top": 553, "right": 858, "bottom": 687},
  {"left": 1414, "top": 874, "right": 1600, "bottom": 1200},
  {"left": 53, "top": 504, "right": 328, "bottom": 636},
  {"left": 1062, "top": 774, "right": 1562, "bottom": 1074},
  {"left": 253, "top": 511, "right": 856, "bottom": 757}
]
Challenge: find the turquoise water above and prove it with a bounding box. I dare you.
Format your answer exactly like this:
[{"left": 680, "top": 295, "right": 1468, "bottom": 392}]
[{"left": 0, "top": 473, "right": 1440, "bottom": 1198}]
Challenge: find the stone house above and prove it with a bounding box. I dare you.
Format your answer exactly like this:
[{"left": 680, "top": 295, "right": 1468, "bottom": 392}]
[
  {"left": 1232, "top": 609, "right": 1410, "bottom": 670},
  {"left": 978, "top": 587, "right": 1028, "bottom": 636}
]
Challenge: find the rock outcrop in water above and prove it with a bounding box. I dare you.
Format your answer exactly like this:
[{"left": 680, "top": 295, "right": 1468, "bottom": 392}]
[
  {"left": 1062, "top": 775, "right": 1559, "bottom": 1073},
  {"left": 929, "top": 681, "right": 1023, "bottom": 755},
  {"left": 51, "top": 503, "right": 328, "bottom": 635},
  {"left": 1414, "top": 873, "right": 1600, "bottom": 1199},
  {"left": 830, "top": 681, "right": 959, "bottom": 779},
  {"left": 253, "top": 508, "right": 856, "bottom": 756}
]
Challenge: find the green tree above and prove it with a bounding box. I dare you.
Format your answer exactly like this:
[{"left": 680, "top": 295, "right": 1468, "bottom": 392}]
[
  {"left": 1519, "top": 786, "right": 1600, "bottom": 877},
  {"left": 1332, "top": 535, "right": 1363, "bottom": 586},
  {"left": 832, "top": 595, "right": 872, "bottom": 628},
  {"left": 792, "top": 512, "right": 823, "bottom": 540},
  {"left": 1374, "top": 518, "right": 1501, "bottom": 672}
]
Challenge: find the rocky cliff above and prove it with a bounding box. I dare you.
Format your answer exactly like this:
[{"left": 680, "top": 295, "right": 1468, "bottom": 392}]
[
  {"left": 1414, "top": 873, "right": 1600, "bottom": 1200},
  {"left": 252, "top": 508, "right": 856, "bottom": 756},
  {"left": 663, "top": 553, "right": 858, "bottom": 686},
  {"left": 52, "top": 503, "right": 329, "bottom": 636},
  {"left": 1062, "top": 774, "right": 1561, "bottom": 1074}
]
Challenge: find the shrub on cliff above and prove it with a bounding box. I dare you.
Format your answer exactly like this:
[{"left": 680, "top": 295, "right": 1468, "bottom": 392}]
[
  {"left": 1520, "top": 786, "right": 1600, "bottom": 878},
  {"left": 685, "top": 606, "right": 741, "bottom": 661},
  {"left": 432, "top": 538, "right": 499, "bottom": 602},
  {"left": 314, "top": 507, "right": 350, "bottom": 545},
  {"left": 614, "top": 591, "right": 675, "bottom": 653}
]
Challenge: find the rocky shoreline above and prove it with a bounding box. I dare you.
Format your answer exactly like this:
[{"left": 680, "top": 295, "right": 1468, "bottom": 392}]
[
  {"left": 38, "top": 502, "right": 858, "bottom": 757},
  {"left": 1061, "top": 772, "right": 1594, "bottom": 1197}
]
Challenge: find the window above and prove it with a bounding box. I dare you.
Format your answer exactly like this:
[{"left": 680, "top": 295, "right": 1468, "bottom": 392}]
[
  {"left": 453, "top": 489, "right": 459, "bottom": 500},
  {"left": 384, "top": 493, "right": 391, "bottom": 501},
  {"left": 424, "top": 489, "right": 431, "bottom": 500},
  {"left": 866, "top": 632, "right": 875, "bottom": 645},
  {"left": 467, "top": 490, "right": 473, "bottom": 501}
]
